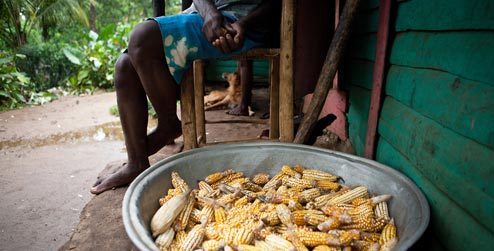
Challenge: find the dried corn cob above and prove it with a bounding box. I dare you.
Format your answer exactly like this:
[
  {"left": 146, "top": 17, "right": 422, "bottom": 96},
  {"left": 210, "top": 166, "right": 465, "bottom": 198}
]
[
  {"left": 275, "top": 203, "right": 294, "bottom": 226},
  {"left": 298, "top": 187, "right": 322, "bottom": 203},
  {"left": 379, "top": 218, "right": 398, "bottom": 251},
  {"left": 293, "top": 210, "right": 324, "bottom": 225},
  {"left": 317, "top": 180, "right": 341, "bottom": 191},
  {"left": 154, "top": 227, "right": 175, "bottom": 250},
  {"left": 182, "top": 223, "right": 205, "bottom": 251},
  {"left": 173, "top": 192, "right": 195, "bottom": 231},
  {"left": 312, "top": 245, "right": 341, "bottom": 251},
  {"left": 205, "top": 168, "right": 235, "bottom": 184},
  {"left": 374, "top": 201, "right": 390, "bottom": 221},
  {"left": 234, "top": 244, "right": 263, "bottom": 251},
  {"left": 293, "top": 165, "right": 306, "bottom": 173},
  {"left": 296, "top": 229, "right": 340, "bottom": 247},
  {"left": 282, "top": 176, "right": 316, "bottom": 189},
  {"left": 171, "top": 171, "right": 189, "bottom": 192},
  {"left": 202, "top": 239, "right": 225, "bottom": 251},
  {"left": 265, "top": 234, "right": 296, "bottom": 250},
  {"left": 302, "top": 169, "right": 339, "bottom": 181},
  {"left": 281, "top": 164, "right": 299, "bottom": 177},
  {"left": 327, "top": 186, "right": 368, "bottom": 205},
  {"left": 252, "top": 173, "right": 270, "bottom": 185},
  {"left": 150, "top": 189, "right": 191, "bottom": 237},
  {"left": 305, "top": 213, "right": 327, "bottom": 226}
]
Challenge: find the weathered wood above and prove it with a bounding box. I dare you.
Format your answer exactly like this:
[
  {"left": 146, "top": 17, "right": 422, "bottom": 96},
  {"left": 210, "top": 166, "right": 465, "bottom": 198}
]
[
  {"left": 377, "top": 139, "right": 494, "bottom": 251},
  {"left": 279, "top": 0, "right": 295, "bottom": 142},
  {"left": 294, "top": 0, "right": 362, "bottom": 144},
  {"left": 390, "top": 31, "right": 494, "bottom": 86},
  {"left": 396, "top": 0, "right": 494, "bottom": 31},
  {"left": 365, "top": 0, "right": 392, "bottom": 159},
  {"left": 269, "top": 56, "right": 280, "bottom": 139},
  {"left": 180, "top": 69, "right": 198, "bottom": 150},
  {"left": 378, "top": 97, "right": 494, "bottom": 233},
  {"left": 193, "top": 60, "right": 206, "bottom": 145},
  {"left": 152, "top": 0, "right": 165, "bottom": 17},
  {"left": 385, "top": 65, "right": 494, "bottom": 148}
]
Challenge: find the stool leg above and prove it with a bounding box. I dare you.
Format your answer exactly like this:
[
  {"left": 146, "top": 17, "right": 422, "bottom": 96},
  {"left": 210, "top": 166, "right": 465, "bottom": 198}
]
[
  {"left": 180, "top": 68, "right": 198, "bottom": 149},
  {"left": 269, "top": 57, "right": 280, "bottom": 139},
  {"left": 194, "top": 60, "right": 206, "bottom": 145}
]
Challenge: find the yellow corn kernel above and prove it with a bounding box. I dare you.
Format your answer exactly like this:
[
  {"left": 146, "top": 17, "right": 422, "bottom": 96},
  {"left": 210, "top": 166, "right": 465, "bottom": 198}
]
[
  {"left": 379, "top": 218, "right": 397, "bottom": 245},
  {"left": 204, "top": 223, "right": 223, "bottom": 240},
  {"left": 171, "top": 171, "right": 190, "bottom": 192},
  {"left": 202, "top": 239, "right": 225, "bottom": 251},
  {"left": 286, "top": 230, "right": 309, "bottom": 251},
  {"left": 254, "top": 240, "right": 275, "bottom": 250},
  {"left": 198, "top": 180, "right": 215, "bottom": 195},
  {"left": 327, "top": 186, "right": 368, "bottom": 205},
  {"left": 174, "top": 193, "right": 195, "bottom": 231},
  {"left": 304, "top": 213, "right": 327, "bottom": 226},
  {"left": 287, "top": 199, "right": 304, "bottom": 211},
  {"left": 282, "top": 176, "right": 316, "bottom": 189},
  {"left": 317, "top": 217, "right": 341, "bottom": 232},
  {"left": 234, "top": 244, "right": 263, "bottom": 251},
  {"left": 211, "top": 172, "right": 245, "bottom": 189},
  {"left": 252, "top": 173, "right": 270, "bottom": 185},
  {"left": 234, "top": 196, "right": 249, "bottom": 207},
  {"left": 276, "top": 203, "right": 294, "bottom": 226},
  {"left": 234, "top": 227, "right": 255, "bottom": 245},
  {"left": 316, "top": 180, "right": 341, "bottom": 191},
  {"left": 341, "top": 216, "right": 387, "bottom": 232},
  {"left": 265, "top": 234, "right": 296, "bottom": 250},
  {"left": 293, "top": 210, "right": 324, "bottom": 225},
  {"left": 350, "top": 203, "right": 375, "bottom": 221},
  {"left": 312, "top": 245, "right": 341, "bottom": 251},
  {"left": 302, "top": 169, "right": 338, "bottom": 181},
  {"left": 293, "top": 165, "right": 306, "bottom": 173},
  {"left": 281, "top": 165, "right": 299, "bottom": 177},
  {"left": 263, "top": 173, "right": 285, "bottom": 191},
  {"left": 205, "top": 169, "right": 234, "bottom": 184},
  {"left": 189, "top": 208, "right": 202, "bottom": 224},
  {"left": 296, "top": 229, "right": 340, "bottom": 247},
  {"left": 200, "top": 205, "right": 214, "bottom": 223},
  {"left": 374, "top": 201, "right": 390, "bottom": 221},
  {"left": 298, "top": 188, "right": 322, "bottom": 203},
  {"left": 337, "top": 229, "right": 360, "bottom": 246},
  {"left": 243, "top": 182, "right": 263, "bottom": 192},
  {"left": 261, "top": 210, "right": 281, "bottom": 226},
  {"left": 214, "top": 206, "right": 227, "bottom": 224},
  {"left": 181, "top": 224, "right": 205, "bottom": 251}
]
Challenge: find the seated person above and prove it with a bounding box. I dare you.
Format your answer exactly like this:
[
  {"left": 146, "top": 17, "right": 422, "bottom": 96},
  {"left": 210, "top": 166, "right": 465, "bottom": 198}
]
[{"left": 91, "top": 0, "right": 280, "bottom": 194}]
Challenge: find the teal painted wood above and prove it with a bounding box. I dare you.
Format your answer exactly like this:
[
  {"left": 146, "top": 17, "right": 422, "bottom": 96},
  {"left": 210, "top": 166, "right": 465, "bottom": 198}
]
[
  {"left": 390, "top": 31, "right": 494, "bottom": 86},
  {"left": 354, "top": 8, "right": 379, "bottom": 34},
  {"left": 378, "top": 97, "right": 494, "bottom": 233},
  {"left": 396, "top": 0, "right": 494, "bottom": 31},
  {"left": 343, "top": 59, "right": 375, "bottom": 90},
  {"left": 346, "top": 85, "right": 371, "bottom": 156},
  {"left": 377, "top": 139, "right": 494, "bottom": 251},
  {"left": 205, "top": 60, "right": 269, "bottom": 82},
  {"left": 385, "top": 65, "right": 494, "bottom": 148},
  {"left": 347, "top": 33, "right": 376, "bottom": 61}
]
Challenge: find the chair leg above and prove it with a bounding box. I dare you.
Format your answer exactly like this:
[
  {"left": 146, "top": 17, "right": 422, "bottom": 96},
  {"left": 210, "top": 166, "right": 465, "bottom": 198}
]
[
  {"left": 193, "top": 60, "right": 206, "bottom": 146},
  {"left": 269, "top": 57, "right": 280, "bottom": 139},
  {"left": 180, "top": 68, "right": 198, "bottom": 150}
]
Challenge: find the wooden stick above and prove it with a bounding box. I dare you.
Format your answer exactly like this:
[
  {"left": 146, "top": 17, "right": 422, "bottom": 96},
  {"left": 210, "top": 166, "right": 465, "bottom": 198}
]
[{"left": 293, "top": 0, "right": 361, "bottom": 144}]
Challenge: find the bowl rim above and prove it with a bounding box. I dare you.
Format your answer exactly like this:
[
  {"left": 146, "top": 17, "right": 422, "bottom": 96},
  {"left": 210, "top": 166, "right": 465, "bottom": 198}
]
[{"left": 123, "top": 142, "right": 430, "bottom": 251}]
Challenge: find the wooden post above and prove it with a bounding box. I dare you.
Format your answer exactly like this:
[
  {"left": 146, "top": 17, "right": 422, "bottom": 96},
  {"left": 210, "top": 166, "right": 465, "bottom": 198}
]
[
  {"left": 153, "top": 0, "right": 165, "bottom": 17},
  {"left": 194, "top": 60, "right": 206, "bottom": 145},
  {"left": 180, "top": 68, "right": 198, "bottom": 150},
  {"left": 269, "top": 56, "right": 280, "bottom": 139},
  {"left": 279, "top": 0, "right": 295, "bottom": 142},
  {"left": 364, "top": 0, "right": 392, "bottom": 159},
  {"left": 293, "top": 0, "right": 361, "bottom": 144}
]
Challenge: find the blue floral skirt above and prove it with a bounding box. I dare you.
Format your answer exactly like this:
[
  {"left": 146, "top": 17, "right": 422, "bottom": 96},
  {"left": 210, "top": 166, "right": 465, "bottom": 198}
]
[{"left": 149, "top": 13, "right": 264, "bottom": 84}]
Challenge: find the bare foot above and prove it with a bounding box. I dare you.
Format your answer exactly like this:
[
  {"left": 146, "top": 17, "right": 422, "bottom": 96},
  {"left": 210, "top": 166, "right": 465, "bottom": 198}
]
[{"left": 90, "top": 162, "right": 147, "bottom": 195}]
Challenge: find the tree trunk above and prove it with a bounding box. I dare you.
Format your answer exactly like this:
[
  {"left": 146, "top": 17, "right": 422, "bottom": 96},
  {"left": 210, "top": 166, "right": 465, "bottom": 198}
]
[
  {"left": 90, "top": 3, "right": 97, "bottom": 32},
  {"left": 153, "top": 0, "right": 165, "bottom": 17}
]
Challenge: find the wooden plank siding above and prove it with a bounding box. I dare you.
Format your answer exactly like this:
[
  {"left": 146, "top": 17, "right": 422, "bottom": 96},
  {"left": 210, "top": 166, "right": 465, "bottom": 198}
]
[
  {"left": 204, "top": 60, "right": 270, "bottom": 83},
  {"left": 341, "top": 0, "right": 494, "bottom": 249}
]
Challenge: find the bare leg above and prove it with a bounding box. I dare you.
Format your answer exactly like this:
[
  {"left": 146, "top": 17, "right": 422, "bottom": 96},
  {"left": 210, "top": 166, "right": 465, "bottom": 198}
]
[
  {"left": 91, "top": 21, "right": 182, "bottom": 194},
  {"left": 228, "top": 60, "right": 253, "bottom": 116}
]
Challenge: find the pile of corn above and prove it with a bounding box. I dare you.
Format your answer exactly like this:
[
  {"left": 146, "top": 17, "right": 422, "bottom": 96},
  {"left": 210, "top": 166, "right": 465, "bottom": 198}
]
[{"left": 150, "top": 165, "right": 398, "bottom": 251}]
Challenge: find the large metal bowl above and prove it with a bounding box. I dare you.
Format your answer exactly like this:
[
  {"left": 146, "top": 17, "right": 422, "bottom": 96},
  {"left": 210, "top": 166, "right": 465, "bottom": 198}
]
[{"left": 123, "top": 142, "right": 429, "bottom": 251}]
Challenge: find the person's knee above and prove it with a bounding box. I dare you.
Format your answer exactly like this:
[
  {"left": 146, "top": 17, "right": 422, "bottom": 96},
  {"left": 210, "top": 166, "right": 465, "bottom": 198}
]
[
  {"left": 114, "top": 53, "right": 133, "bottom": 89},
  {"left": 128, "top": 21, "right": 163, "bottom": 65}
]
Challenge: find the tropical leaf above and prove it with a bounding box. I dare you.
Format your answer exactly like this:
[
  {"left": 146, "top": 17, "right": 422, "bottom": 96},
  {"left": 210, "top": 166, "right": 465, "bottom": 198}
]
[{"left": 63, "top": 48, "right": 81, "bottom": 65}]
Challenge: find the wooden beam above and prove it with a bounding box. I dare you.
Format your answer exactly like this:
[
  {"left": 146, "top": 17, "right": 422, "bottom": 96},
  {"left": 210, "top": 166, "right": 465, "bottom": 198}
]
[
  {"left": 180, "top": 69, "right": 198, "bottom": 150},
  {"left": 364, "top": 0, "right": 391, "bottom": 159},
  {"left": 279, "top": 0, "right": 295, "bottom": 142},
  {"left": 293, "top": 0, "right": 361, "bottom": 144},
  {"left": 152, "top": 0, "right": 165, "bottom": 17}
]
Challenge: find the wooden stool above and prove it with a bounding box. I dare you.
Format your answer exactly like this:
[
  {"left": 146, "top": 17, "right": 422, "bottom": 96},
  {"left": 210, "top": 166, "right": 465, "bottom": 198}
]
[{"left": 180, "top": 48, "right": 283, "bottom": 150}]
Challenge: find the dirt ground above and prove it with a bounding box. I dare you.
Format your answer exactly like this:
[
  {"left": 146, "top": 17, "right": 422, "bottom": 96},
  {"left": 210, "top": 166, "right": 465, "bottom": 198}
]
[{"left": 0, "top": 88, "right": 353, "bottom": 251}]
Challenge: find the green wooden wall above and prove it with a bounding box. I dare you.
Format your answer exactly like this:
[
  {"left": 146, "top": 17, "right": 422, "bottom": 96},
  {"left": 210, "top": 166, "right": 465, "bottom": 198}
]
[
  {"left": 204, "top": 60, "right": 270, "bottom": 83},
  {"left": 342, "top": 0, "right": 494, "bottom": 250}
]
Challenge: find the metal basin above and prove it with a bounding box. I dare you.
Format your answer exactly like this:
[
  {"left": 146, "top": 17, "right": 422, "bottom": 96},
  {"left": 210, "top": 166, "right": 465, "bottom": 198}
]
[{"left": 123, "top": 142, "right": 429, "bottom": 251}]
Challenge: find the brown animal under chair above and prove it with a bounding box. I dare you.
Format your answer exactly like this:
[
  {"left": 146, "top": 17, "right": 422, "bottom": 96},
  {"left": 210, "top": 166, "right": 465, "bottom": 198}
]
[{"left": 204, "top": 72, "right": 242, "bottom": 111}]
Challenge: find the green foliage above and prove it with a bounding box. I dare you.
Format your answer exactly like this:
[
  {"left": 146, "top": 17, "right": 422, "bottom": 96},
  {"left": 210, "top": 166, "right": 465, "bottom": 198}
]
[
  {"left": 0, "top": 52, "right": 30, "bottom": 110},
  {"left": 63, "top": 21, "right": 133, "bottom": 94},
  {"left": 16, "top": 41, "right": 78, "bottom": 92}
]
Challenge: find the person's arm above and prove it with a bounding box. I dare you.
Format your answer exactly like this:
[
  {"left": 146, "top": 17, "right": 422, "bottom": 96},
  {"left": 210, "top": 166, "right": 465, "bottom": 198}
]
[{"left": 193, "top": 0, "right": 233, "bottom": 43}]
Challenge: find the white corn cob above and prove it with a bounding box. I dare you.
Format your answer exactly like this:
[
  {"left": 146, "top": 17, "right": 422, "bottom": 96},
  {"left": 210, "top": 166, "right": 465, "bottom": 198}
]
[
  {"left": 150, "top": 190, "right": 191, "bottom": 237},
  {"left": 154, "top": 227, "right": 175, "bottom": 250}
]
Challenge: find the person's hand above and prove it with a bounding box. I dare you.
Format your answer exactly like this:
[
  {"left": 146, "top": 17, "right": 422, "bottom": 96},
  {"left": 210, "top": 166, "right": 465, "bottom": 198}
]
[
  {"left": 212, "top": 21, "right": 245, "bottom": 54},
  {"left": 202, "top": 14, "right": 236, "bottom": 43}
]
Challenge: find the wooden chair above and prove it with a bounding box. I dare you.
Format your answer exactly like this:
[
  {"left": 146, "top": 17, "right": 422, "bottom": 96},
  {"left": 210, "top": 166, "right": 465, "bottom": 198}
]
[{"left": 179, "top": 0, "right": 295, "bottom": 150}]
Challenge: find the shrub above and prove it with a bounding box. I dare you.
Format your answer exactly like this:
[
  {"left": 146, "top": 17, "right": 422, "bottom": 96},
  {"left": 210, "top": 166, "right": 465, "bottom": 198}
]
[{"left": 0, "top": 51, "right": 30, "bottom": 110}]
